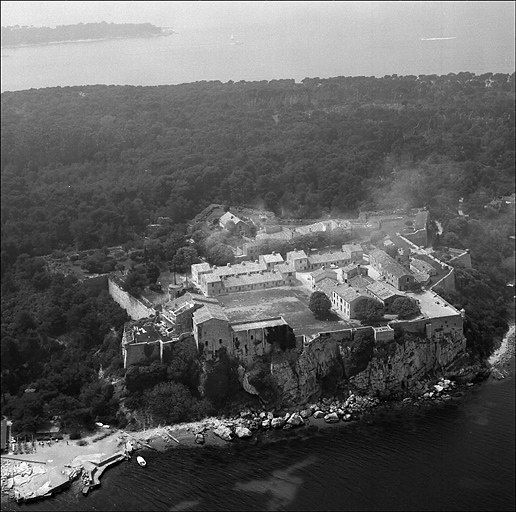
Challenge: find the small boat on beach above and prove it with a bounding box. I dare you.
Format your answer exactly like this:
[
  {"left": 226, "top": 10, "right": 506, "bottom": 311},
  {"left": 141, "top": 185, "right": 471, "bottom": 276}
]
[{"left": 136, "top": 455, "right": 147, "bottom": 467}]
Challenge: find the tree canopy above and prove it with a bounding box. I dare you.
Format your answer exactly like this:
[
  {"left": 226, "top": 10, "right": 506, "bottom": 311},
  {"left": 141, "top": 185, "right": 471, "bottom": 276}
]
[
  {"left": 354, "top": 298, "right": 385, "bottom": 323},
  {"left": 309, "top": 291, "right": 332, "bottom": 318},
  {"left": 390, "top": 297, "right": 420, "bottom": 319}
]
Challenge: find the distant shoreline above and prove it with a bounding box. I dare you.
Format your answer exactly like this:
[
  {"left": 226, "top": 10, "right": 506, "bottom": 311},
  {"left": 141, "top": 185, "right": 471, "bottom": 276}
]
[{"left": 1, "top": 32, "right": 171, "bottom": 50}]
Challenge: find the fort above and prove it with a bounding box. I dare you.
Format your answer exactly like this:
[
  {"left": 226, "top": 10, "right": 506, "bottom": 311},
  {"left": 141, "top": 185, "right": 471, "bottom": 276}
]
[{"left": 116, "top": 211, "right": 466, "bottom": 371}]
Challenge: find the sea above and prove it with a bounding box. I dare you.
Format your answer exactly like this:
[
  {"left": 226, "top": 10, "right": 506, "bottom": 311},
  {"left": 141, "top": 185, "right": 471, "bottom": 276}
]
[
  {"left": 3, "top": 367, "right": 514, "bottom": 512},
  {"left": 1, "top": 25, "right": 513, "bottom": 93}
]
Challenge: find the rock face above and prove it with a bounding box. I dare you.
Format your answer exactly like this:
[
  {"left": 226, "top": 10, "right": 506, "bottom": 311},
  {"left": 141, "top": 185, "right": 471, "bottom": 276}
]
[
  {"left": 349, "top": 331, "right": 467, "bottom": 392},
  {"left": 206, "top": 320, "right": 467, "bottom": 408}
]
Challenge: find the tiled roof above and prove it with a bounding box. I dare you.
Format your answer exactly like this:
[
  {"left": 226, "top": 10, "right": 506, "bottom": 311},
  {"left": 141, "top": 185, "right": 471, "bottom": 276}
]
[
  {"left": 287, "top": 250, "right": 308, "bottom": 260},
  {"left": 410, "top": 258, "right": 435, "bottom": 274},
  {"left": 366, "top": 281, "right": 400, "bottom": 301},
  {"left": 311, "top": 267, "right": 333, "bottom": 277},
  {"left": 224, "top": 271, "right": 284, "bottom": 288},
  {"left": 413, "top": 272, "right": 430, "bottom": 283},
  {"left": 212, "top": 261, "right": 268, "bottom": 277},
  {"left": 347, "top": 275, "right": 375, "bottom": 293},
  {"left": 191, "top": 262, "right": 211, "bottom": 273},
  {"left": 203, "top": 274, "right": 222, "bottom": 283},
  {"left": 260, "top": 253, "right": 284, "bottom": 264},
  {"left": 256, "top": 229, "right": 294, "bottom": 240},
  {"left": 342, "top": 263, "right": 363, "bottom": 273},
  {"left": 308, "top": 251, "right": 348, "bottom": 265},
  {"left": 193, "top": 305, "right": 229, "bottom": 323},
  {"left": 370, "top": 249, "right": 412, "bottom": 279},
  {"left": 316, "top": 278, "right": 340, "bottom": 297},
  {"left": 334, "top": 285, "right": 367, "bottom": 304},
  {"left": 275, "top": 263, "right": 296, "bottom": 274}
]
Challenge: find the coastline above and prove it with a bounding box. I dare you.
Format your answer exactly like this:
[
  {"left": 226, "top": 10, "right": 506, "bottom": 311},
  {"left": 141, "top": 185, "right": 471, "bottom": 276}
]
[
  {"left": 3, "top": 323, "right": 513, "bottom": 504},
  {"left": 1, "top": 32, "right": 171, "bottom": 50},
  {"left": 488, "top": 322, "right": 515, "bottom": 379},
  {"left": 0, "top": 376, "right": 481, "bottom": 504}
]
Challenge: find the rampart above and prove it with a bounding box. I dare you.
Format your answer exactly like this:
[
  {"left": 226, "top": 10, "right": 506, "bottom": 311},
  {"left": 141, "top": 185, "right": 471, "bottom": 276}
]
[
  {"left": 108, "top": 277, "right": 156, "bottom": 320},
  {"left": 123, "top": 332, "right": 191, "bottom": 367},
  {"left": 448, "top": 248, "right": 472, "bottom": 269},
  {"left": 403, "top": 227, "right": 428, "bottom": 247}
]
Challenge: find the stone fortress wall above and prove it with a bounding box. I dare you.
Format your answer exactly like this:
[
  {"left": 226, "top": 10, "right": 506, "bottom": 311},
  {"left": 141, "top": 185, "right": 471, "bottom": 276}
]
[{"left": 108, "top": 277, "right": 156, "bottom": 320}]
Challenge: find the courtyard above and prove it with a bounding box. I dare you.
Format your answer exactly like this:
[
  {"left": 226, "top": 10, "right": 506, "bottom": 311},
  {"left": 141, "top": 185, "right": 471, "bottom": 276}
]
[{"left": 216, "top": 286, "right": 355, "bottom": 338}]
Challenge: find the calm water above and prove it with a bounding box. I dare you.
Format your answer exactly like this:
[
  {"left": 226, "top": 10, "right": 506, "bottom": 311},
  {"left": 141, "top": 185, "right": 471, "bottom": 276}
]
[
  {"left": 6, "top": 372, "right": 515, "bottom": 512},
  {"left": 2, "top": 25, "right": 513, "bottom": 93}
]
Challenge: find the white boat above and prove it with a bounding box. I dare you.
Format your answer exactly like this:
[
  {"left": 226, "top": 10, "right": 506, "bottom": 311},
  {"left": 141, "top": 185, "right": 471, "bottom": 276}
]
[
  {"left": 230, "top": 35, "right": 243, "bottom": 46},
  {"left": 136, "top": 455, "right": 147, "bottom": 467}
]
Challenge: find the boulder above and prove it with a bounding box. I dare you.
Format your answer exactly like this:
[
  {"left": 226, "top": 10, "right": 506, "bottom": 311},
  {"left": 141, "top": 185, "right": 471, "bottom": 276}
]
[
  {"left": 234, "top": 426, "right": 253, "bottom": 439},
  {"left": 324, "top": 412, "right": 340, "bottom": 423},
  {"left": 271, "top": 417, "right": 286, "bottom": 429},
  {"left": 194, "top": 433, "right": 205, "bottom": 445},
  {"left": 283, "top": 424, "right": 293, "bottom": 430},
  {"left": 300, "top": 408, "right": 313, "bottom": 419},
  {"left": 249, "top": 420, "right": 261, "bottom": 431},
  {"left": 261, "top": 419, "right": 271, "bottom": 429},
  {"left": 287, "top": 413, "right": 304, "bottom": 427},
  {"left": 313, "top": 410, "right": 325, "bottom": 419},
  {"left": 213, "top": 425, "right": 233, "bottom": 442},
  {"left": 342, "top": 414, "right": 352, "bottom": 421}
]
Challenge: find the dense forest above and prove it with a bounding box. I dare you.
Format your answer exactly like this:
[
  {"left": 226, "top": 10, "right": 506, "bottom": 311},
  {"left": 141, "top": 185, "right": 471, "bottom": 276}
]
[
  {"left": 1, "top": 73, "right": 514, "bottom": 434},
  {"left": 1, "top": 22, "right": 166, "bottom": 47}
]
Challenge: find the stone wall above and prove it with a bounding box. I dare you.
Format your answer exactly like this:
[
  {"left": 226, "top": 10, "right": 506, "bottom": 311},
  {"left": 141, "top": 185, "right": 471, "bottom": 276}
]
[
  {"left": 403, "top": 227, "right": 428, "bottom": 247},
  {"left": 124, "top": 340, "right": 161, "bottom": 367},
  {"left": 448, "top": 249, "right": 472, "bottom": 269},
  {"left": 431, "top": 267, "right": 456, "bottom": 292},
  {"left": 195, "top": 318, "right": 232, "bottom": 357},
  {"left": 108, "top": 278, "right": 155, "bottom": 320}
]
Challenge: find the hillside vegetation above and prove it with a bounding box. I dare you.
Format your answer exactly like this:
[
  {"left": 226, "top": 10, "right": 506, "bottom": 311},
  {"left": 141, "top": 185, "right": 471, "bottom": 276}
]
[{"left": 1, "top": 73, "right": 514, "bottom": 433}]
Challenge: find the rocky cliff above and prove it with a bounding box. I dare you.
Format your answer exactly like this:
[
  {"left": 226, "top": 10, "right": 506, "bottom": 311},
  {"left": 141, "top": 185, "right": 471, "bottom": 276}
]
[
  {"left": 349, "top": 331, "right": 467, "bottom": 393},
  {"left": 233, "top": 328, "right": 467, "bottom": 406}
]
